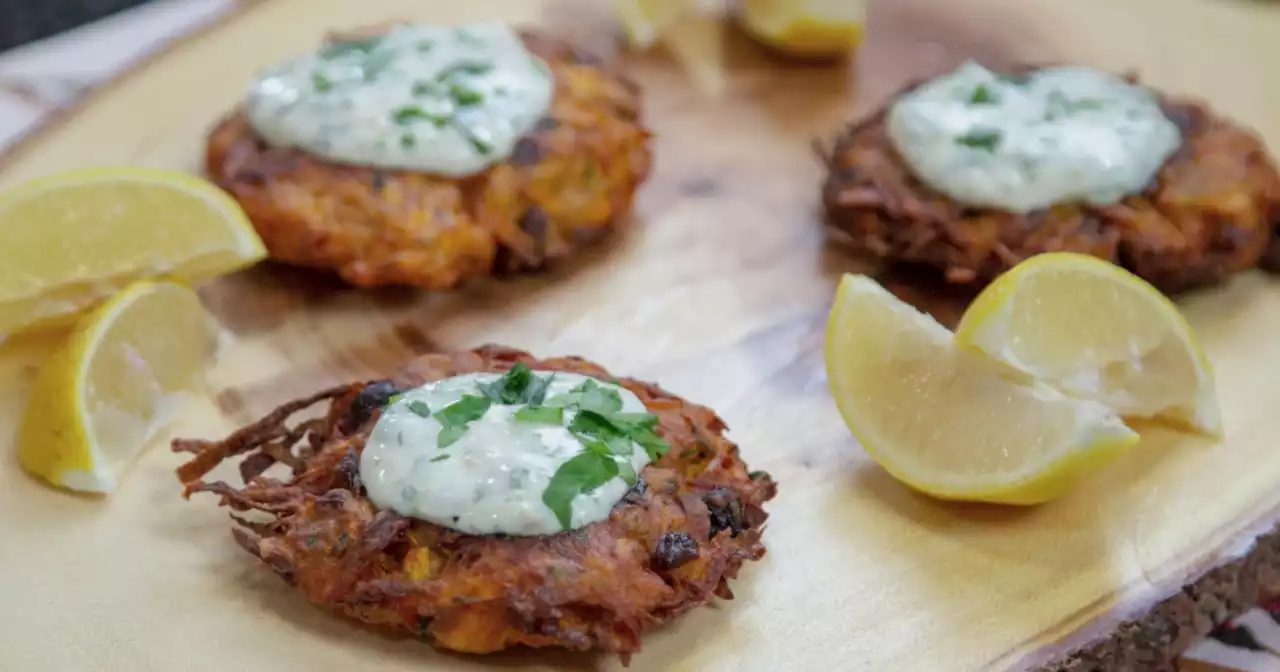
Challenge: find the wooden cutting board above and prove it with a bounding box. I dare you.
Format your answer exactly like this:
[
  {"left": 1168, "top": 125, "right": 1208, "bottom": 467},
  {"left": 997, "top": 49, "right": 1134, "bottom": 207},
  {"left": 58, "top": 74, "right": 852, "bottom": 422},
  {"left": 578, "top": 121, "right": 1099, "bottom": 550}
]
[{"left": 2, "top": 0, "right": 1279, "bottom": 670}]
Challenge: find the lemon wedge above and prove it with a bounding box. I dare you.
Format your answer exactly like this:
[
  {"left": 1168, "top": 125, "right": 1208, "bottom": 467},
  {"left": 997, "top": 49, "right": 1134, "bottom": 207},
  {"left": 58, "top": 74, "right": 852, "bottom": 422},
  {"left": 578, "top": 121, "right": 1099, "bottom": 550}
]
[
  {"left": 739, "top": 0, "right": 865, "bottom": 59},
  {"left": 614, "top": 0, "right": 697, "bottom": 48},
  {"left": 954, "top": 253, "right": 1222, "bottom": 438},
  {"left": 0, "top": 166, "right": 266, "bottom": 338},
  {"left": 825, "top": 274, "right": 1139, "bottom": 504},
  {"left": 17, "top": 281, "right": 221, "bottom": 494}
]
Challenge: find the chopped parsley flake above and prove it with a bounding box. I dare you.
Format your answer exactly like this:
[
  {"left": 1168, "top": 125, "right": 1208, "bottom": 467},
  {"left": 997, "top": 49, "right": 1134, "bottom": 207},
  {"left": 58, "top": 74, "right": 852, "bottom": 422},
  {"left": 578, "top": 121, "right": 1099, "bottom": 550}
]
[
  {"left": 401, "top": 134, "right": 418, "bottom": 149},
  {"left": 430, "top": 454, "right": 450, "bottom": 462},
  {"left": 434, "top": 394, "right": 492, "bottom": 448},
  {"left": 311, "top": 73, "right": 333, "bottom": 92},
  {"left": 955, "top": 129, "right": 1003, "bottom": 151},
  {"left": 407, "top": 400, "right": 430, "bottom": 417}
]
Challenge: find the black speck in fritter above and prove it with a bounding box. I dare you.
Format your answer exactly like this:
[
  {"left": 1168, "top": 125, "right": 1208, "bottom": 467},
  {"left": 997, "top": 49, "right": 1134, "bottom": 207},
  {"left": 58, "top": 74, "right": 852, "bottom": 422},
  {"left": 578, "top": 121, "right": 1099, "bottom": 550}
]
[
  {"left": 653, "top": 531, "right": 700, "bottom": 570},
  {"left": 345, "top": 379, "right": 404, "bottom": 431},
  {"left": 703, "top": 487, "right": 746, "bottom": 538}
]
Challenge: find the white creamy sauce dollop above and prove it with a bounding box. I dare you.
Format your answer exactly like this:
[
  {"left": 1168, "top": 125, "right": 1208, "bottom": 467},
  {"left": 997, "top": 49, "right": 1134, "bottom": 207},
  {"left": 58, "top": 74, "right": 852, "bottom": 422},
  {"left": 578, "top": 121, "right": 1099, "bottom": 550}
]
[
  {"left": 244, "top": 22, "right": 554, "bottom": 176},
  {"left": 360, "top": 372, "right": 654, "bottom": 537},
  {"left": 885, "top": 61, "right": 1182, "bottom": 214}
]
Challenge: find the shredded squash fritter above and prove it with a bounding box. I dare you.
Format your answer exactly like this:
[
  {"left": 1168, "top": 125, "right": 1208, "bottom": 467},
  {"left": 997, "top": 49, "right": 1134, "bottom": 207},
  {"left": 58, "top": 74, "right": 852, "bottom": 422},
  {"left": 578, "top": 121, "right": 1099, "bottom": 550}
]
[
  {"left": 204, "top": 30, "right": 653, "bottom": 289},
  {"left": 820, "top": 65, "right": 1280, "bottom": 293},
  {"left": 174, "top": 345, "right": 776, "bottom": 662}
]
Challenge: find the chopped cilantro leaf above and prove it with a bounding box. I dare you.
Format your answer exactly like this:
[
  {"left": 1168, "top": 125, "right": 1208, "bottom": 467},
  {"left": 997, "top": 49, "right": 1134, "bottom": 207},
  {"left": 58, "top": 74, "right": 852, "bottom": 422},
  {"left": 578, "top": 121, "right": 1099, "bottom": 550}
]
[
  {"left": 401, "top": 134, "right": 417, "bottom": 149},
  {"left": 312, "top": 73, "right": 333, "bottom": 92},
  {"left": 320, "top": 37, "right": 380, "bottom": 59},
  {"left": 577, "top": 380, "right": 623, "bottom": 414},
  {"left": 955, "top": 129, "right": 1002, "bottom": 151},
  {"left": 617, "top": 461, "right": 638, "bottom": 486},
  {"left": 433, "top": 394, "right": 491, "bottom": 448},
  {"left": 407, "top": 400, "right": 430, "bottom": 417},
  {"left": 469, "top": 135, "right": 493, "bottom": 155},
  {"left": 430, "top": 454, "right": 450, "bottom": 462},
  {"left": 438, "top": 61, "right": 492, "bottom": 80},
  {"left": 478, "top": 362, "right": 552, "bottom": 405},
  {"left": 542, "top": 452, "right": 620, "bottom": 529},
  {"left": 393, "top": 106, "right": 431, "bottom": 124},
  {"left": 968, "top": 84, "right": 996, "bottom": 104},
  {"left": 450, "top": 84, "right": 484, "bottom": 106},
  {"left": 515, "top": 406, "right": 564, "bottom": 424}
]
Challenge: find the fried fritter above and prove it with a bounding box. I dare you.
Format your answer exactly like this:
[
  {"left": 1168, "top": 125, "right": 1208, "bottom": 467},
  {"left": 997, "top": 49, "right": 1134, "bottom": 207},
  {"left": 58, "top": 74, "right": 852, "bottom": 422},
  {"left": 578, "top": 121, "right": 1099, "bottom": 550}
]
[
  {"left": 820, "top": 66, "right": 1280, "bottom": 293},
  {"left": 205, "top": 30, "right": 653, "bottom": 289},
  {"left": 173, "top": 345, "right": 776, "bottom": 660}
]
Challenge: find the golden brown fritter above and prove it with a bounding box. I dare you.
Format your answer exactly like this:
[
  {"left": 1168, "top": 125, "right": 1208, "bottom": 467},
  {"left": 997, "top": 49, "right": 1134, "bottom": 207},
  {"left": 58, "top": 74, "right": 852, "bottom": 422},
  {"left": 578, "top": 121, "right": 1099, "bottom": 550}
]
[
  {"left": 820, "top": 66, "right": 1280, "bottom": 293},
  {"left": 205, "top": 30, "right": 653, "bottom": 289},
  {"left": 173, "top": 345, "right": 776, "bottom": 661}
]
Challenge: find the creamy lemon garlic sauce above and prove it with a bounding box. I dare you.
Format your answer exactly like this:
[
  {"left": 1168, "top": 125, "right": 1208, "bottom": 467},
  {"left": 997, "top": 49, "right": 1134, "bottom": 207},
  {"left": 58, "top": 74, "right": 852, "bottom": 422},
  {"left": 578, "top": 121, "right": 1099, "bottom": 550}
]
[
  {"left": 244, "top": 22, "right": 554, "bottom": 176},
  {"left": 886, "top": 61, "right": 1182, "bottom": 213},
  {"left": 360, "top": 366, "right": 669, "bottom": 536}
]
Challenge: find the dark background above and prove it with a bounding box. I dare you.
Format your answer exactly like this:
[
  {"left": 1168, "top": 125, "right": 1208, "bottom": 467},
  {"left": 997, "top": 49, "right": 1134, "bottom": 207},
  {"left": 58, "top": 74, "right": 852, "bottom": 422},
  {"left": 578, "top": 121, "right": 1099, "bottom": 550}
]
[{"left": 0, "top": 0, "right": 155, "bottom": 52}]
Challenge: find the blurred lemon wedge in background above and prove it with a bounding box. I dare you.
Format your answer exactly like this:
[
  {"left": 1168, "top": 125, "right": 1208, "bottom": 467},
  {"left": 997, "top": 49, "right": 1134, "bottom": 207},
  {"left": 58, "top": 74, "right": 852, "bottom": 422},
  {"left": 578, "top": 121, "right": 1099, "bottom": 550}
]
[
  {"left": 739, "top": 0, "right": 866, "bottom": 59},
  {"left": 614, "top": 0, "right": 697, "bottom": 48},
  {"left": 955, "top": 252, "right": 1222, "bottom": 437},
  {"left": 825, "top": 274, "right": 1140, "bottom": 505},
  {"left": 18, "top": 281, "right": 221, "bottom": 494},
  {"left": 0, "top": 167, "right": 266, "bottom": 338}
]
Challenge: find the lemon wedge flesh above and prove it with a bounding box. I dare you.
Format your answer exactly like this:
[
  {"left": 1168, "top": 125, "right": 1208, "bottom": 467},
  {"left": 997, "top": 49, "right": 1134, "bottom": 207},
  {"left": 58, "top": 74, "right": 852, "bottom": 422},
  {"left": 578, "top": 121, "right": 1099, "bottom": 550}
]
[
  {"left": 740, "top": 0, "right": 865, "bottom": 59},
  {"left": 825, "top": 274, "right": 1139, "bottom": 505},
  {"left": 954, "top": 253, "right": 1222, "bottom": 438},
  {"left": 17, "top": 281, "right": 221, "bottom": 494},
  {"left": 0, "top": 167, "right": 266, "bottom": 338},
  {"left": 613, "top": 0, "right": 697, "bottom": 48}
]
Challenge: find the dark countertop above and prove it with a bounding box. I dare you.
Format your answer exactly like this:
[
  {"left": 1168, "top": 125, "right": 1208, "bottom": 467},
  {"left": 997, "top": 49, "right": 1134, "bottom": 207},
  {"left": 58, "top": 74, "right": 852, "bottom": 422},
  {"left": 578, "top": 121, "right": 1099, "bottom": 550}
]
[{"left": 0, "top": 0, "right": 157, "bottom": 52}]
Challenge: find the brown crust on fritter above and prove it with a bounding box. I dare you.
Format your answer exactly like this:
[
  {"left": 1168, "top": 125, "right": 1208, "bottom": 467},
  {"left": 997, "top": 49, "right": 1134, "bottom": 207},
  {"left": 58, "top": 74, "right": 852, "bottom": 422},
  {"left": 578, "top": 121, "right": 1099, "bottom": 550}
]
[
  {"left": 820, "top": 64, "right": 1280, "bottom": 293},
  {"left": 172, "top": 345, "right": 776, "bottom": 660},
  {"left": 205, "top": 29, "right": 654, "bottom": 288}
]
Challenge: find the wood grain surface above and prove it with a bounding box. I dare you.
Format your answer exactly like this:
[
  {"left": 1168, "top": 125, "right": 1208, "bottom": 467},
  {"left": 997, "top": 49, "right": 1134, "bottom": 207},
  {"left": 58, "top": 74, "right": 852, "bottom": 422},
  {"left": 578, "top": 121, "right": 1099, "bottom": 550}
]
[{"left": 1, "top": 0, "right": 1279, "bottom": 670}]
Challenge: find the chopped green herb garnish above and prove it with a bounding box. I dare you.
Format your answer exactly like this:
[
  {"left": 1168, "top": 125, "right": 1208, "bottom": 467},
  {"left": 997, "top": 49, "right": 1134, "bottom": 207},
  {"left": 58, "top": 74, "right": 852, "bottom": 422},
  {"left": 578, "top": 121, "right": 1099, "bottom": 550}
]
[
  {"left": 401, "top": 134, "right": 418, "bottom": 149},
  {"left": 434, "top": 394, "right": 492, "bottom": 448},
  {"left": 320, "top": 38, "right": 380, "bottom": 59},
  {"left": 438, "top": 61, "right": 493, "bottom": 80},
  {"left": 617, "top": 461, "right": 638, "bottom": 486},
  {"left": 477, "top": 362, "right": 553, "bottom": 405},
  {"left": 542, "top": 451, "right": 620, "bottom": 529},
  {"left": 412, "top": 81, "right": 438, "bottom": 97},
  {"left": 450, "top": 84, "right": 484, "bottom": 106},
  {"left": 469, "top": 136, "right": 493, "bottom": 155},
  {"left": 388, "top": 393, "right": 404, "bottom": 405},
  {"left": 360, "top": 50, "right": 394, "bottom": 81},
  {"left": 312, "top": 73, "right": 333, "bottom": 92},
  {"left": 430, "top": 454, "right": 450, "bottom": 462},
  {"left": 455, "top": 29, "right": 485, "bottom": 45},
  {"left": 578, "top": 379, "right": 623, "bottom": 414},
  {"left": 955, "top": 129, "right": 1002, "bottom": 151},
  {"left": 968, "top": 84, "right": 995, "bottom": 104},
  {"left": 393, "top": 106, "right": 431, "bottom": 124},
  {"left": 408, "top": 400, "right": 430, "bottom": 417},
  {"left": 515, "top": 405, "right": 564, "bottom": 424}
]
